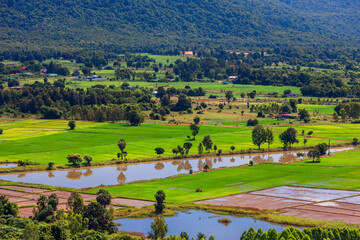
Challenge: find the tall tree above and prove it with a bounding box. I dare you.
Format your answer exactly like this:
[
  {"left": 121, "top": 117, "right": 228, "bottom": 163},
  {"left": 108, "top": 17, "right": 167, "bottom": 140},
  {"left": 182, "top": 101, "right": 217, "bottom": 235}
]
[
  {"left": 279, "top": 127, "right": 298, "bottom": 149},
  {"left": 252, "top": 125, "right": 267, "bottom": 149}
]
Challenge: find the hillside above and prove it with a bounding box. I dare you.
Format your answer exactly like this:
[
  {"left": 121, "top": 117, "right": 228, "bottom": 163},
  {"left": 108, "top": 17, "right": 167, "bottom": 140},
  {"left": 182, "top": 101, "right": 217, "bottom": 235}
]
[{"left": 0, "top": 0, "right": 359, "bottom": 51}]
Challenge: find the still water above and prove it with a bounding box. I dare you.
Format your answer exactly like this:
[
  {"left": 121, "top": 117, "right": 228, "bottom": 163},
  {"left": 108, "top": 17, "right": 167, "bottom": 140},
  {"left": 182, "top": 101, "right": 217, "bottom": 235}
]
[
  {"left": 0, "top": 163, "right": 18, "bottom": 168},
  {"left": 115, "top": 210, "right": 288, "bottom": 240},
  {"left": 0, "top": 147, "right": 352, "bottom": 188}
]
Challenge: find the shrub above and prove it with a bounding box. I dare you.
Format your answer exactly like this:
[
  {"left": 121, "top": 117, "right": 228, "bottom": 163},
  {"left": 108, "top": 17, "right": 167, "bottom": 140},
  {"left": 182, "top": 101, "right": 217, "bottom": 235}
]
[
  {"left": 68, "top": 120, "right": 76, "bottom": 130},
  {"left": 218, "top": 217, "right": 231, "bottom": 224},
  {"left": 249, "top": 160, "right": 254, "bottom": 166},
  {"left": 84, "top": 155, "right": 93, "bottom": 165},
  {"left": 0, "top": 129, "right": 3, "bottom": 134},
  {"left": 196, "top": 188, "right": 203, "bottom": 192},
  {"left": 246, "top": 119, "right": 259, "bottom": 126},
  {"left": 353, "top": 138, "right": 359, "bottom": 145},
  {"left": 47, "top": 162, "right": 54, "bottom": 170},
  {"left": 66, "top": 154, "right": 82, "bottom": 165}
]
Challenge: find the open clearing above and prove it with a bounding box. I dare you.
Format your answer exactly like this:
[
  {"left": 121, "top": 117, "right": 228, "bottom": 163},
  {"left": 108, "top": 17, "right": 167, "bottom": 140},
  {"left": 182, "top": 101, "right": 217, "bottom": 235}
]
[
  {"left": 0, "top": 119, "right": 345, "bottom": 165},
  {"left": 197, "top": 186, "right": 360, "bottom": 224}
]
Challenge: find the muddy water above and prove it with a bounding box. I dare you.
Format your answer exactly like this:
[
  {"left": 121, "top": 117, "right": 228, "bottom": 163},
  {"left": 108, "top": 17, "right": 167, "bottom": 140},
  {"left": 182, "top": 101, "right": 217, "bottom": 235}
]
[
  {"left": 0, "top": 147, "right": 352, "bottom": 188},
  {"left": 0, "top": 163, "right": 18, "bottom": 168},
  {"left": 115, "top": 210, "right": 288, "bottom": 239}
]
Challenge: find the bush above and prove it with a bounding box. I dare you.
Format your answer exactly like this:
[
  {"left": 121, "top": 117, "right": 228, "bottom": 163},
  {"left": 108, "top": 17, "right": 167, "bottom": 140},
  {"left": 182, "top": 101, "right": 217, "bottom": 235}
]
[
  {"left": 66, "top": 154, "right": 82, "bottom": 165},
  {"left": 218, "top": 217, "right": 231, "bottom": 224},
  {"left": 0, "top": 129, "right": 3, "bottom": 134},
  {"left": 47, "top": 162, "right": 54, "bottom": 170},
  {"left": 68, "top": 120, "right": 76, "bottom": 130},
  {"left": 249, "top": 160, "right": 254, "bottom": 166},
  {"left": 246, "top": 119, "right": 259, "bottom": 126},
  {"left": 195, "top": 188, "right": 203, "bottom": 192},
  {"left": 353, "top": 138, "right": 359, "bottom": 145},
  {"left": 84, "top": 155, "right": 93, "bottom": 165}
]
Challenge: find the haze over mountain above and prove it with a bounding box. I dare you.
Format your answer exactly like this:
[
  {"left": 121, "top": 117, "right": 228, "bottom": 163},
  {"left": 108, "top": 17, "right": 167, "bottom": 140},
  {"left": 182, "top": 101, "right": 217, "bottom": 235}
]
[{"left": 1, "top": 0, "right": 359, "bottom": 51}]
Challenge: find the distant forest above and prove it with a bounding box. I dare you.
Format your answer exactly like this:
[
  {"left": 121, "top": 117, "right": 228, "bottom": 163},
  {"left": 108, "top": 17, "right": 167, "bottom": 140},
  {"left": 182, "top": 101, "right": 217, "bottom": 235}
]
[{"left": 0, "top": 0, "right": 359, "bottom": 52}]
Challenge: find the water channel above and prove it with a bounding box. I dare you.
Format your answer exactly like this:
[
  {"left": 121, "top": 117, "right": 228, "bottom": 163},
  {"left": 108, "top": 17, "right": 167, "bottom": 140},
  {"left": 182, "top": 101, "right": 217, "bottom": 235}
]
[
  {"left": 115, "top": 210, "right": 288, "bottom": 239},
  {"left": 0, "top": 147, "right": 352, "bottom": 188}
]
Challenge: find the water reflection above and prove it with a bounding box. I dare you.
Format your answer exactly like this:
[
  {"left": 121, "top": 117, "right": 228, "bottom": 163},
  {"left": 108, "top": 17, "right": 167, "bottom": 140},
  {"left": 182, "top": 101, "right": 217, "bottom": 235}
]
[
  {"left": 117, "top": 172, "right": 126, "bottom": 184},
  {"left": 66, "top": 170, "right": 82, "bottom": 180},
  {"left": 84, "top": 169, "right": 93, "bottom": 177},
  {"left": 155, "top": 163, "right": 165, "bottom": 170},
  {"left": 0, "top": 147, "right": 353, "bottom": 188}
]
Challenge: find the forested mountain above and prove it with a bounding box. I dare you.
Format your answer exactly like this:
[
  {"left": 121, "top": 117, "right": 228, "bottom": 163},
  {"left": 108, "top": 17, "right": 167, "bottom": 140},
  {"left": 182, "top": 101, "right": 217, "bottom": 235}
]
[{"left": 0, "top": 0, "right": 359, "bottom": 52}]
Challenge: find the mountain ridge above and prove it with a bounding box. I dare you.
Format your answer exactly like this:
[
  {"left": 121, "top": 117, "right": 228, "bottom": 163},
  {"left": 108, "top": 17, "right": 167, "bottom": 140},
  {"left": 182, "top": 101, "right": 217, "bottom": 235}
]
[{"left": 0, "top": 0, "right": 359, "bottom": 51}]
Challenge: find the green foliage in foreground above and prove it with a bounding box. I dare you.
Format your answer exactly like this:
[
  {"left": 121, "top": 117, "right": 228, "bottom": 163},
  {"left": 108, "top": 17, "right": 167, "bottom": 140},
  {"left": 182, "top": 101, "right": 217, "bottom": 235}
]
[
  {"left": 88, "top": 149, "right": 360, "bottom": 203},
  {"left": 241, "top": 226, "right": 360, "bottom": 240}
]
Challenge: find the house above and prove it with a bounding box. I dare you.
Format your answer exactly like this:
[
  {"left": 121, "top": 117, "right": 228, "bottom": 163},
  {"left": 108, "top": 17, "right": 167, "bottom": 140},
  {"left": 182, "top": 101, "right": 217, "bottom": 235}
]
[
  {"left": 182, "top": 51, "right": 194, "bottom": 57},
  {"left": 222, "top": 81, "right": 229, "bottom": 84},
  {"left": 152, "top": 91, "right": 158, "bottom": 96},
  {"left": 286, "top": 93, "right": 298, "bottom": 97},
  {"left": 348, "top": 95, "right": 355, "bottom": 98},
  {"left": 228, "top": 76, "right": 238, "bottom": 80},
  {"left": 9, "top": 86, "right": 24, "bottom": 90},
  {"left": 164, "top": 78, "right": 175, "bottom": 82},
  {"left": 46, "top": 73, "right": 58, "bottom": 77},
  {"left": 148, "top": 78, "right": 160, "bottom": 82}
]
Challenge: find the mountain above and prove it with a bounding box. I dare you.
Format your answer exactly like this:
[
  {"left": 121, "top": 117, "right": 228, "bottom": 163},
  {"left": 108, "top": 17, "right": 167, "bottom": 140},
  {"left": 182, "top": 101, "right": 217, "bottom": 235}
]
[{"left": 0, "top": 0, "right": 359, "bottom": 51}]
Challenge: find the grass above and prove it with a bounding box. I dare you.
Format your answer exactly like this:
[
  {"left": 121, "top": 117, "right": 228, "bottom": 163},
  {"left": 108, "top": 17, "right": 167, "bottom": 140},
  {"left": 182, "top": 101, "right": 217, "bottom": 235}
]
[
  {"left": 0, "top": 119, "right": 344, "bottom": 166},
  {"left": 86, "top": 148, "right": 360, "bottom": 203},
  {"left": 272, "top": 124, "right": 359, "bottom": 141},
  {"left": 297, "top": 104, "right": 335, "bottom": 115}
]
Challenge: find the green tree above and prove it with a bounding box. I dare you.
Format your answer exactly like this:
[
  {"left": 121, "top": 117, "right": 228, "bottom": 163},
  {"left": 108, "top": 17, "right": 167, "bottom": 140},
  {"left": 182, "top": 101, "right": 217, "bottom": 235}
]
[
  {"left": 230, "top": 146, "right": 235, "bottom": 152},
  {"left": 0, "top": 195, "right": 18, "bottom": 216},
  {"left": 67, "top": 192, "right": 85, "bottom": 214},
  {"left": 265, "top": 128, "right": 274, "bottom": 149},
  {"left": 193, "top": 116, "right": 200, "bottom": 125},
  {"left": 23, "top": 221, "right": 39, "bottom": 240},
  {"left": 279, "top": 127, "right": 298, "bottom": 149},
  {"left": 96, "top": 189, "right": 112, "bottom": 208},
  {"left": 84, "top": 155, "right": 92, "bottom": 165},
  {"left": 68, "top": 120, "right": 76, "bottom": 130},
  {"left": 155, "top": 147, "right": 165, "bottom": 156},
  {"left": 154, "top": 190, "right": 166, "bottom": 213},
  {"left": 48, "top": 193, "right": 59, "bottom": 211},
  {"left": 298, "top": 109, "right": 310, "bottom": 123},
  {"left": 127, "top": 110, "right": 144, "bottom": 126},
  {"left": 252, "top": 125, "right": 267, "bottom": 149},
  {"left": 190, "top": 123, "right": 200, "bottom": 140},
  {"left": 308, "top": 149, "right": 321, "bottom": 162},
  {"left": 68, "top": 213, "right": 89, "bottom": 236},
  {"left": 333, "top": 112, "right": 339, "bottom": 122},
  {"left": 148, "top": 217, "right": 168, "bottom": 240},
  {"left": 202, "top": 135, "right": 213, "bottom": 152},
  {"left": 117, "top": 139, "right": 127, "bottom": 160},
  {"left": 83, "top": 202, "right": 114, "bottom": 232},
  {"left": 183, "top": 142, "right": 193, "bottom": 156},
  {"left": 67, "top": 154, "right": 82, "bottom": 165},
  {"left": 198, "top": 142, "right": 204, "bottom": 156},
  {"left": 303, "top": 138, "right": 308, "bottom": 147},
  {"left": 225, "top": 91, "right": 234, "bottom": 104},
  {"left": 340, "top": 108, "right": 347, "bottom": 121}
]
